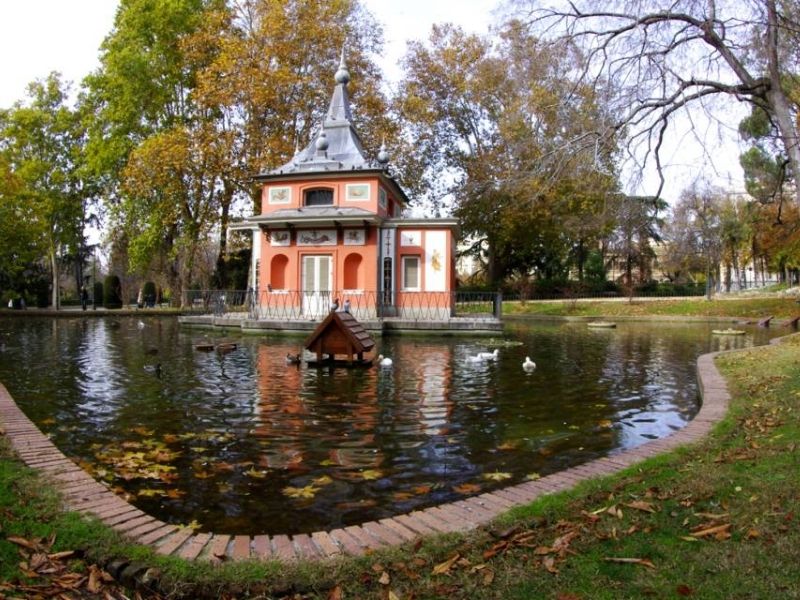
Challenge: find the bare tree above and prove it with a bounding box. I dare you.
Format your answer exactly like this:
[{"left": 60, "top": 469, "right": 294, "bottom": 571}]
[{"left": 518, "top": 0, "right": 800, "bottom": 205}]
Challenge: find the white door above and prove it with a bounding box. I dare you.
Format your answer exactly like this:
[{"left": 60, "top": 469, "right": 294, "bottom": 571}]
[{"left": 302, "top": 255, "right": 332, "bottom": 318}]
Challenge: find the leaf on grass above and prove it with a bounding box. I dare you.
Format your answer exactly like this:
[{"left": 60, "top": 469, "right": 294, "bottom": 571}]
[
  {"left": 676, "top": 584, "right": 694, "bottom": 596},
  {"left": 603, "top": 557, "right": 656, "bottom": 569},
  {"left": 542, "top": 555, "right": 559, "bottom": 574},
  {"left": 624, "top": 501, "right": 656, "bottom": 513},
  {"left": 482, "top": 471, "right": 512, "bottom": 482},
  {"left": 7, "top": 536, "right": 39, "bottom": 551},
  {"left": 379, "top": 571, "right": 390, "bottom": 585},
  {"left": 388, "top": 591, "right": 400, "bottom": 600},
  {"left": 482, "top": 569, "right": 495, "bottom": 585},
  {"left": 453, "top": 483, "right": 482, "bottom": 495},
  {"left": 689, "top": 523, "right": 731, "bottom": 538},
  {"left": 327, "top": 584, "right": 342, "bottom": 600},
  {"left": 432, "top": 553, "right": 460, "bottom": 575},
  {"left": 745, "top": 528, "right": 760, "bottom": 539}
]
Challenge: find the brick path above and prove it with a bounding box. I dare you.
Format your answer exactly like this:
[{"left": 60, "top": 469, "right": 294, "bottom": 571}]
[{"left": 0, "top": 349, "right": 731, "bottom": 563}]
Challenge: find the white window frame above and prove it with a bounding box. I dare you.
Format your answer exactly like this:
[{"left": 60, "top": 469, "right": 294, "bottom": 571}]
[{"left": 401, "top": 256, "right": 421, "bottom": 291}]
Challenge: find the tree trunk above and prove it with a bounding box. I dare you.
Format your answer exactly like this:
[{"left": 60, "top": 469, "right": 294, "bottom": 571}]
[
  {"left": 214, "top": 181, "right": 234, "bottom": 289},
  {"left": 49, "top": 247, "right": 59, "bottom": 310},
  {"left": 766, "top": 0, "right": 800, "bottom": 204}
]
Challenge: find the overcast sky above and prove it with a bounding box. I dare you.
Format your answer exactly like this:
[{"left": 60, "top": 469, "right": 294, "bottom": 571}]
[{"left": 0, "top": 0, "right": 743, "bottom": 202}]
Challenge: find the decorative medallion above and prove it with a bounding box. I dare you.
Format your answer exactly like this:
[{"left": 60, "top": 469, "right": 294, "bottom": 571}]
[
  {"left": 268, "top": 186, "right": 291, "bottom": 205},
  {"left": 343, "top": 229, "right": 366, "bottom": 246},
  {"left": 345, "top": 183, "right": 370, "bottom": 202},
  {"left": 297, "top": 229, "right": 337, "bottom": 246},
  {"left": 270, "top": 231, "right": 290, "bottom": 246},
  {"left": 400, "top": 230, "right": 421, "bottom": 246}
]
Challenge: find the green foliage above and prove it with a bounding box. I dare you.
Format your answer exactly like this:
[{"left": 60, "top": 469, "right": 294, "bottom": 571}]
[
  {"left": 584, "top": 250, "right": 606, "bottom": 284},
  {"left": 142, "top": 281, "right": 156, "bottom": 305},
  {"left": 103, "top": 275, "right": 122, "bottom": 309}
]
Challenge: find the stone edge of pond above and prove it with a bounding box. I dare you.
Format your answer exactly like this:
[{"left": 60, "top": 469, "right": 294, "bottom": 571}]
[{"left": 0, "top": 338, "right": 754, "bottom": 568}]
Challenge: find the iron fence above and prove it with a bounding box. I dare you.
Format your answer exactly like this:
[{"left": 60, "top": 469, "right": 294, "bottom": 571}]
[{"left": 182, "top": 289, "right": 502, "bottom": 321}]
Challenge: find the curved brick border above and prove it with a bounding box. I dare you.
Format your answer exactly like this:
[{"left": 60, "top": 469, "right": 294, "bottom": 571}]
[{"left": 0, "top": 347, "right": 731, "bottom": 563}]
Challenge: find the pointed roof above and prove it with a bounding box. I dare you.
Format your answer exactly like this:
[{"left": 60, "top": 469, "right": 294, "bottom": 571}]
[
  {"left": 304, "top": 310, "right": 376, "bottom": 355},
  {"left": 260, "top": 50, "right": 375, "bottom": 177}
]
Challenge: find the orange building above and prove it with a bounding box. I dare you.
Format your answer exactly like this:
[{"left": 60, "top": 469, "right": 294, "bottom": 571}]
[{"left": 232, "top": 54, "right": 458, "bottom": 322}]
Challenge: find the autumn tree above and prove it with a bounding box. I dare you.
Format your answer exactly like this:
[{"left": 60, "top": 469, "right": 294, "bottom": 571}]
[
  {"left": 0, "top": 74, "right": 92, "bottom": 308},
  {"left": 395, "top": 21, "right": 619, "bottom": 288},
  {"left": 519, "top": 0, "right": 800, "bottom": 207}
]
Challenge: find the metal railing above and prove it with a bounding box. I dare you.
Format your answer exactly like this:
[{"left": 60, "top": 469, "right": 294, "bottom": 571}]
[{"left": 182, "top": 289, "right": 502, "bottom": 321}]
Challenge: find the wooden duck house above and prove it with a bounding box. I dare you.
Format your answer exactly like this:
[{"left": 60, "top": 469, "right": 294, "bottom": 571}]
[{"left": 304, "top": 311, "right": 375, "bottom": 366}]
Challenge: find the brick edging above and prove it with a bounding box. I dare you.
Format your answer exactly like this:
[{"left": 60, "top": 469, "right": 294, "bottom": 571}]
[{"left": 0, "top": 344, "right": 734, "bottom": 563}]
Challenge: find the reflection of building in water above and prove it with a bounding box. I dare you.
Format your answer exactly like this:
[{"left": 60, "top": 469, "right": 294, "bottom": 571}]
[
  {"left": 251, "top": 343, "right": 384, "bottom": 470},
  {"left": 394, "top": 343, "right": 453, "bottom": 436}
]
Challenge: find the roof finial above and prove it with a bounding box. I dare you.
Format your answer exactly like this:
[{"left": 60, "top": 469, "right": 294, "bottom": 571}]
[
  {"left": 377, "top": 136, "right": 389, "bottom": 165},
  {"left": 335, "top": 45, "right": 350, "bottom": 85}
]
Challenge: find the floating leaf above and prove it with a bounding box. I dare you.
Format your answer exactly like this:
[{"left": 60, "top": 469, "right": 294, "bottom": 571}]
[
  {"left": 496, "top": 441, "right": 518, "bottom": 451},
  {"left": 162, "top": 434, "right": 180, "bottom": 444},
  {"left": 137, "top": 488, "right": 166, "bottom": 498},
  {"left": 453, "top": 483, "right": 482, "bottom": 495},
  {"left": 183, "top": 520, "right": 202, "bottom": 531},
  {"left": 121, "top": 441, "right": 143, "bottom": 450},
  {"left": 393, "top": 492, "right": 414, "bottom": 501},
  {"left": 597, "top": 419, "right": 613, "bottom": 429},
  {"left": 525, "top": 472, "right": 541, "bottom": 481},
  {"left": 483, "top": 471, "right": 512, "bottom": 482},
  {"left": 282, "top": 485, "right": 320, "bottom": 499},
  {"left": 131, "top": 427, "right": 154, "bottom": 437},
  {"left": 194, "top": 470, "right": 213, "bottom": 479},
  {"left": 360, "top": 469, "right": 384, "bottom": 481},
  {"left": 245, "top": 468, "right": 267, "bottom": 479},
  {"left": 319, "top": 459, "right": 336, "bottom": 466},
  {"left": 165, "top": 489, "right": 186, "bottom": 499},
  {"left": 412, "top": 485, "right": 432, "bottom": 495},
  {"left": 40, "top": 418, "right": 56, "bottom": 426}
]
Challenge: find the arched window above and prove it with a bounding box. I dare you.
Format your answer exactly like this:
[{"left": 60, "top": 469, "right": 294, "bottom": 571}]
[
  {"left": 343, "top": 253, "right": 362, "bottom": 289},
  {"left": 270, "top": 254, "right": 288, "bottom": 290},
  {"left": 304, "top": 188, "right": 334, "bottom": 207}
]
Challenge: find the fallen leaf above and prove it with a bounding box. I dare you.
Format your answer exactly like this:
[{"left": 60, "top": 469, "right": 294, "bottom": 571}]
[
  {"left": 453, "top": 483, "right": 482, "bottom": 495},
  {"left": 432, "top": 553, "right": 460, "bottom": 575},
  {"left": 412, "top": 485, "right": 432, "bottom": 495},
  {"left": 542, "top": 555, "right": 559, "bottom": 574},
  {"left": 690, "top": 523, "right": 731, "bottom": 538},
  {"left": 244, "top": 467, "right": 267, "bottom": 479},
  {"left": 624, "top": 501, "right": 656, "bottom": 513},
  {"left": 482, "top": 569, "right": 495, "bottom": 585},
  {"left": 482, "top": 471, "right": 512, "bottom": 482},
  {"left": 677, "top": 584, "right": 694, "bottom": 596},
  {"left": 313, "top": 475, "right": 334, "bottom": 486},
  {"left": 360, "top": 469, "right": 384, "bottom": 481},
  {"left": 745, "top": 528, "right": 760, "bottom": 539},
  {"left": 379, "top": 571, "right": 390, "bottom": 585},
  {"left": 525, "top": 472, "right": 541, "bottom": 481},
  {"left": 327, "top": 584, "right": 342, "bottom": 600},
  {"left": 388, "top": 591, "right": 400, "bottom": 600},
  {"left": 602, "top": 557, "right": 656, "bottom": 569},
  {"left": 282, "top": 485, "right": 320, "bottom": 499}
]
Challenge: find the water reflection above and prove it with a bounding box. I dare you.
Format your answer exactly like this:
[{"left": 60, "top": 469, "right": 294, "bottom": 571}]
[{"left": 0, "top": 317, "right": 781, "bottom": 534}]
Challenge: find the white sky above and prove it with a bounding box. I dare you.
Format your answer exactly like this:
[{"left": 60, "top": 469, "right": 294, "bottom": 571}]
[{"left": 0, "top": 0, "right": 744, "bottom": 203}]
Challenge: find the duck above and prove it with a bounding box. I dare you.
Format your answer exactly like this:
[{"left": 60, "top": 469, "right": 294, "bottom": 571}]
[
  {"left": 377, "top": 354, "right": 393, "bottom": 367},
  {"left": 522, "top": 356, "right": 536, "bottom": 371},
  {"left": 137, "top": 320, "right": 145, "bottom": 330},
  {"left": 466, "top": 354, "right": 484, "bottom": 364},
  {"left": 477, "top": 349, "right": 499, "bottom": 360},
  {"left": 285, "top": 353, "right": 301, "bottom": 365}
]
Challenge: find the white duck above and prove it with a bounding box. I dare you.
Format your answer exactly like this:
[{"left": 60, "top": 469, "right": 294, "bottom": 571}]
[
  {"left": 522, "top": 356, "right": 536, "bottom": 371},
  {"left": 377, "top": 354, "right": 393, "bottom": 367},
  {"left": 137, "top": 320, "right": 145, "bottom": 329},
  {"left": 477, "top": 349, "right": 499, "bottom": 360}
]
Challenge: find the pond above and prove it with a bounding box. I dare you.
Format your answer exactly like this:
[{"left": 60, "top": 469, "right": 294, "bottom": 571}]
[{"left": 0, "top": 316, "right": 781, "bottom": 535}]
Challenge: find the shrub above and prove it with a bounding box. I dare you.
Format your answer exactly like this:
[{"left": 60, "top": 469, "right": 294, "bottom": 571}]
[
  {"left": 93, "top": 282, "right": 103, "bottom": 307},
  {"left": 103, "top": 275, "right": 123, "bottom": 309}
]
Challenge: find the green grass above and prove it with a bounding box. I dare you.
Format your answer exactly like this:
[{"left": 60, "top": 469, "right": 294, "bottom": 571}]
[
  {"left": 2, "top": 334, "right": 800, "bottom": 598},
  {"left": 504, "top": 296, "right": 800, "bottom": 319}
]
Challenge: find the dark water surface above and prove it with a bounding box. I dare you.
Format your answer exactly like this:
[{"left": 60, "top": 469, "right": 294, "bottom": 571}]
[{"left": 0, "top": 317, "right": 780, "bottom": 534}]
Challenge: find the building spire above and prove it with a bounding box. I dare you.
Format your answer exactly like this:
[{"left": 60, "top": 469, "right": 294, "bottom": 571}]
[{"left": 334, "top": 45, "right": 350, "bottom": 85}]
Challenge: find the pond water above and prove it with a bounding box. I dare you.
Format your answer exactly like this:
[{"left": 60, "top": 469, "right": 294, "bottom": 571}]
[{"left": 0, "top": 316, "right": 781, "bottom": 535}]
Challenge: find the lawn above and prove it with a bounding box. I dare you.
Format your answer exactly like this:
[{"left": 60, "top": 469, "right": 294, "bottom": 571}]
[
  {"left": 1, "top": 334, "right": 799, "bottom": 598},
  {"left": 504, "top": 296, "right": 800, "bottom": 319}
]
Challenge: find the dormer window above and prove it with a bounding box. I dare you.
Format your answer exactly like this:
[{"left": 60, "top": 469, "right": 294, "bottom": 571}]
[{"left": 304, "top": 188, "right": 333, "bottom": 207}]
